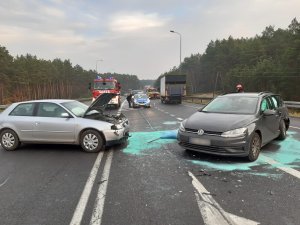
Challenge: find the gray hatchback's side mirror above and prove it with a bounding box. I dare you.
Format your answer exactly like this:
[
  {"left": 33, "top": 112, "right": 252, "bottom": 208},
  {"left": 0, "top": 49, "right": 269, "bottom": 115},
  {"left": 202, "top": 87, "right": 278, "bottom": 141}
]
[{"left": 263, "top": 109, "right": 276, "bottom": 116}]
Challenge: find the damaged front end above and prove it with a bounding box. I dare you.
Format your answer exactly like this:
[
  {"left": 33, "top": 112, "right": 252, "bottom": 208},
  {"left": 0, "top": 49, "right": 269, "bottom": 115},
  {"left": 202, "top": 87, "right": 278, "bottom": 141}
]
[{"left": 82, "top": 93, "right": 130, "bottom": 145}]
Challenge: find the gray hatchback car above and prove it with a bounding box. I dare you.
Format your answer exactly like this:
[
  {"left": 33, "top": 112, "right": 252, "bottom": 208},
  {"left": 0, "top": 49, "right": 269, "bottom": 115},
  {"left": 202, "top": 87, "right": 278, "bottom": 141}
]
[
  {"left": 177, "top": 92, "right": 290, "bottom": 161},
  {"left": 0, "top": 93, "right": 129, "bottom": 153}
]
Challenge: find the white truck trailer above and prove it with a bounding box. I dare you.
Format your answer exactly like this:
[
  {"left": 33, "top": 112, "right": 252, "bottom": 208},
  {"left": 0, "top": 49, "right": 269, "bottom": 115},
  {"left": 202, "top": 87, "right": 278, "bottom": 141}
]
[{"left": 160, "top": 74, "right": 186, "bottom": 104}]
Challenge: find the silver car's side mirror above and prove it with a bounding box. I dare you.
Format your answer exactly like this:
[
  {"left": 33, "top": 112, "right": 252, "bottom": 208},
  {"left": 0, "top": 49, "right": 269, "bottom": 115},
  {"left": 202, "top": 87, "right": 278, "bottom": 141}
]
[{"left": 61, "top": 112, "right": 71, "bottom": 118}]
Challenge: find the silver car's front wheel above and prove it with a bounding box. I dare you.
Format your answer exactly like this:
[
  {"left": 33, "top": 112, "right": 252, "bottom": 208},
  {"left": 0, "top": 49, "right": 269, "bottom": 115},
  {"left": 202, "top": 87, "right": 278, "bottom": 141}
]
[
  {"left": 80, "top": 130, "right": 104, "bottom": 153},
  {"left": 0, "top": 129, "right": 20, "bottom": 151}
]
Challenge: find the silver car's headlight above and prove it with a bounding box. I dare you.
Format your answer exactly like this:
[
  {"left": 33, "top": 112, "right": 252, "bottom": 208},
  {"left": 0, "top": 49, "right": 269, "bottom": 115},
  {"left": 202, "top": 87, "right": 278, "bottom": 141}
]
[
  {"left": 111, "top": 124, "right": 123, "bottom": 130},
  {"left": 179, "top": 122, "right": 185, "bottom": 132},
  {"left": 221, "top": 128, "right": 247, "bottom": 138}
]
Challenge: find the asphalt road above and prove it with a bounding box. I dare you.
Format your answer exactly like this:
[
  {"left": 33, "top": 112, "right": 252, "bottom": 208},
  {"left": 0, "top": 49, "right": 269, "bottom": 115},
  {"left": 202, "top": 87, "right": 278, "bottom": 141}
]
[{"left": 0, "top": 99, "right": 299, "bottom": 225}]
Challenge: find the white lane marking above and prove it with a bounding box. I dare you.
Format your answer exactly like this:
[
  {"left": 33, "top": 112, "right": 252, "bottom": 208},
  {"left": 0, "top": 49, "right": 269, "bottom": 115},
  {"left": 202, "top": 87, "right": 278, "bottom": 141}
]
[
  {"left": 69, "top": 152, "right": 104, "bottom": 225},
  {"left": 177, "top": 118, "right": 183, "bottom": 121},
  {"left": 261, "top": 155, "right": 300, "bottom": 179},
  {"left": 0, "top": 176, "right": 9, "bottom": 188},
  {"left": 189, "top": 171, "right": 259, "bottom": 225},
  {"left": 290, "top": 126, "right": 300, "bottom": 130},
  {"left": 90, "top": 150, "right": 114, "bottom": 225},
  {"left": 170, "top": 114, "right": 175, "bottom": 117}
]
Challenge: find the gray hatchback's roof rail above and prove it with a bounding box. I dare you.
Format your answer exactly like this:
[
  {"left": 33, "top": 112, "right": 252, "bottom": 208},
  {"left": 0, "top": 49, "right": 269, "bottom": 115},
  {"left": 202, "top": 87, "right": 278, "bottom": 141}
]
[{"left": 258, "top": 91, "right": 273, "bottom": 96}]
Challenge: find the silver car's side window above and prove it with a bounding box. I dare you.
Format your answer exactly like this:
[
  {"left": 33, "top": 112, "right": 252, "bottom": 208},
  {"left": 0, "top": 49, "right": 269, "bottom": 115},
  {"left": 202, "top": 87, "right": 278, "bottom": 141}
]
[
  {"left": 37, "top": 103, "right": 67, "bottom": 118},
  {"left": 9, "top": 103, "right": 34, "bottom": 116}
]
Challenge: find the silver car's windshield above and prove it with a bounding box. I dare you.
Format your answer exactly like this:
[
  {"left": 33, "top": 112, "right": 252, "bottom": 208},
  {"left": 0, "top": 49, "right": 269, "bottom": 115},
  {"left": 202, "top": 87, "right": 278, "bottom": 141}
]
[
  {"left": 61, "top": 101, "right": 88, "bottom": 117},
  {"left": 202, "top": 96, "right": 258, "bottom": 114}
]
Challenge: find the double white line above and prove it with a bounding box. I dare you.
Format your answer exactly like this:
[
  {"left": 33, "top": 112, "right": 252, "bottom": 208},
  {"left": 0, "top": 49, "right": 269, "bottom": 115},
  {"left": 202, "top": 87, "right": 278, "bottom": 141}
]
[
  {"left": 70, "top": 100, "right": 127, "bottom": 225},
  {"left": 69, "top": 150, "right": 114, "bottom": 225}
]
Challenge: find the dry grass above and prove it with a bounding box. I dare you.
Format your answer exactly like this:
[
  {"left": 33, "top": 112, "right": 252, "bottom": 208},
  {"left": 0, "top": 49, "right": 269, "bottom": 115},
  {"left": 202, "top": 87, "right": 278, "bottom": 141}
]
[{"left": 288, "top": 109, "right": 300, "bottom": 118}]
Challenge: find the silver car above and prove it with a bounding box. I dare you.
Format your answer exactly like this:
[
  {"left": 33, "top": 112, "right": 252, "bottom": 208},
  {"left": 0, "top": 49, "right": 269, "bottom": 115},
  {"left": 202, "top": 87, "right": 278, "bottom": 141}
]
[{"left": 0, "top": 93, "right": 129, "bottom": 153}]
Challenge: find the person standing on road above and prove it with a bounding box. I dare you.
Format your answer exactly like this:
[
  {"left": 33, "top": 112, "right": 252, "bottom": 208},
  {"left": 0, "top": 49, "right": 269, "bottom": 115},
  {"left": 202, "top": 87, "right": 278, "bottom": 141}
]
[
  {"left": 126, "top": 92, "right": 133, "bottom": 108},
  {"left": 236, "top": 84, "right": 244, "bottom": 93}
]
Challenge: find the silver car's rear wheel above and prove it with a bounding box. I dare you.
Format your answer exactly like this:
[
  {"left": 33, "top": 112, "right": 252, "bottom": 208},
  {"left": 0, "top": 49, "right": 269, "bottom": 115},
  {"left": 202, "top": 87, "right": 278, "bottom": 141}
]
[
  {"left": 0, "top": 129, "right": 20, "bottom": 151},
  {"left": 80, "top": 130, "right": 104, "bottom": 153},
  {"left": 247, "top": 132, "right": 261, "bottom": 162}
]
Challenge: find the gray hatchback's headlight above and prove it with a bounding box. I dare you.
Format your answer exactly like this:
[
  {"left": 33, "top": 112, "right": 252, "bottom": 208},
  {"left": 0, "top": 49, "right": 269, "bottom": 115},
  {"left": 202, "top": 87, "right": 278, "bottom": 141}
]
[
  {"left": 179, "top": 122, "right": 185, "bottom": 132},
  {"left": 221, "top": 127, "right": 247, "bottom": 138}
]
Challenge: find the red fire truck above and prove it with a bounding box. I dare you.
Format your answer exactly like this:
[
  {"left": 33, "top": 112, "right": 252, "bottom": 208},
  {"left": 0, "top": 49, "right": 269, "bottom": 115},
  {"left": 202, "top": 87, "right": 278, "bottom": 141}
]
[{"left": 90, "top": 76, "right": 121, "bottom": 108}]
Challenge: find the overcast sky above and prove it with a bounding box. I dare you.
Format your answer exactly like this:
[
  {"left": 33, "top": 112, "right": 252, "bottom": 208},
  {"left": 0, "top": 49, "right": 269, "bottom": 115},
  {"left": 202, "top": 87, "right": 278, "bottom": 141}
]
[{"left": 0, "top": 0, "right": 299, "bottom": 80}]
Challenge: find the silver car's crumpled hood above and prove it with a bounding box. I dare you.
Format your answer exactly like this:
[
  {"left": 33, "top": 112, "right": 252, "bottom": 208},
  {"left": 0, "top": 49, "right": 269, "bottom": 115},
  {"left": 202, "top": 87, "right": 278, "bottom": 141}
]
[
  {"left": 82, "top": 93, "right": 128, "bottom": 125},
  {"left": 185, "top": 112, "right": 255, "bottom": 132},
  {"left": 83, "top": 93, "right": 116, "bottom": 117}
]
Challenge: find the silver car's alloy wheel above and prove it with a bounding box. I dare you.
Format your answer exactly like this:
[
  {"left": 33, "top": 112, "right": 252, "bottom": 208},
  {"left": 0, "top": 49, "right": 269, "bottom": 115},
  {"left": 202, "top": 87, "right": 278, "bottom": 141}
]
[
  {"left": 0, "top": 129, "right": 20, "bottom": 151},
  {"left": 2, "top": 132, "right": 15, "bottom": 148},
  {"left": 80, "top": 130, "right": 103, "bottom": 153},
  {"left": 83, "top": 133, "right": 99, "bottom": 151},
  {"left": 248, "top": 132, "right": 261, "bottom": 161}
]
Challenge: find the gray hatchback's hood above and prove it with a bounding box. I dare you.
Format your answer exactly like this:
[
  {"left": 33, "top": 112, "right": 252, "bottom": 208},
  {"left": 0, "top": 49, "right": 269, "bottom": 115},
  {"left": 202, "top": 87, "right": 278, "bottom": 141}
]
[
  {"left": 185, "top": 112, "right": 255, "bottom": 132},
  {"left": 83, "top": 93, "right": 116, "bottom": 117}
]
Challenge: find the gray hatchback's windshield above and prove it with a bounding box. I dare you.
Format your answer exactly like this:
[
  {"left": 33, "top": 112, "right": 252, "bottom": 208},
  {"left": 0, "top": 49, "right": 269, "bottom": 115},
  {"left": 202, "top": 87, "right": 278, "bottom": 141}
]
[
  {"left": 61, "top": 101, "right": 88, "bottom": 117},
  {"left": 202, "top": 96, "right": 258, "bottom": 114}
]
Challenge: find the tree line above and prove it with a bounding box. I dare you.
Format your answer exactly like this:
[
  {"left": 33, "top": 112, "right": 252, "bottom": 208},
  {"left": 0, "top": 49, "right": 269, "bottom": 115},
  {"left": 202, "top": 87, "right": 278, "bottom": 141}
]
[
  {"left": 0, "top": 48, "right": 141, "bottom": 104},
  {"left": 155, "top": 18, "right": 300, "bottom": 101}
]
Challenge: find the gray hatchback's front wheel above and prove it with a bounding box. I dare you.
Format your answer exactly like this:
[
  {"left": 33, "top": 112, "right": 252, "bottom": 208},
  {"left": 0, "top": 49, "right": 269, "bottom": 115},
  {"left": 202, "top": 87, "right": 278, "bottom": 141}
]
[
  {"left": 247, "top": 132, "right": 261, "bottom": 162},
  {"left": 0, "top": 129, "right": 20, "bottom": 151},
  {"left": 80, "top": 130, "right": 104, "bottom": 153}
]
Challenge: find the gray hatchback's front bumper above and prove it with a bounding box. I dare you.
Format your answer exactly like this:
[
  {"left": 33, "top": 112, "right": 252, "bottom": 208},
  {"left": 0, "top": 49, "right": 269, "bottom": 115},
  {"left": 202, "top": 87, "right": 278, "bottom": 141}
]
[{"left": 177, "top": 130, "right": 250, "bottom": 157}]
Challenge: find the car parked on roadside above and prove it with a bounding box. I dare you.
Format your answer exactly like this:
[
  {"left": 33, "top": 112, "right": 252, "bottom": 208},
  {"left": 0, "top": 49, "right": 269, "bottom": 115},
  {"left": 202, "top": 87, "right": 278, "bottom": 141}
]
[
  {"left": 177, "top": 92, "right": 290, "bottom": 161},
  {"left": 132, "top": 94, "right": 151, "bottom": 108},
  {"left": 0, "top": 93, "right": 129, "bottom": 153}
]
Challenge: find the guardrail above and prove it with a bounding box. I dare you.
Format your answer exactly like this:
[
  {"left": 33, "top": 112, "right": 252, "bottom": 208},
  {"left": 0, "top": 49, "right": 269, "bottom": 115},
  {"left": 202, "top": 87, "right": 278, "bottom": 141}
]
[
  {"left": 183, "top": 96, "right": 300, "bottom": 109},
  {"left": 183, "top": 96, "right": 213, "bottom": 104},
  {"left": 285, "top": 101, "right": 300, "bottom": 109}
]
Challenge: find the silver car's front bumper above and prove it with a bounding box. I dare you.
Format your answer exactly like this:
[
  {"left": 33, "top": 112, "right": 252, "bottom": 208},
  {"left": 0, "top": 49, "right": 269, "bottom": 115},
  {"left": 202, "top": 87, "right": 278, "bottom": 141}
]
[
  {"left": 103, "top": 122, "right": 130, "bottom": 146},
  {"left": 177, "top": 130, "right": 250, "bottom": 157}
]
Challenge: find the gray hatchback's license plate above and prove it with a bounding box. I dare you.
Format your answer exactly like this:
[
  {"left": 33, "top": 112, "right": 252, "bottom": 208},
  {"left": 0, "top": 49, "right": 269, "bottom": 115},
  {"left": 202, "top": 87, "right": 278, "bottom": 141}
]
[{"left": 189, "top": 137, "right": 211, "bottom": 146}]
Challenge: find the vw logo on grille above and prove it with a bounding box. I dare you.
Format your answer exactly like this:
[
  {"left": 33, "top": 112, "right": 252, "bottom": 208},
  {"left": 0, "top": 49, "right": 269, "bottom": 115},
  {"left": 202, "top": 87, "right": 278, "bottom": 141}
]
[{"left": 197, "top": 129, "right": 204, "bottom": 135}]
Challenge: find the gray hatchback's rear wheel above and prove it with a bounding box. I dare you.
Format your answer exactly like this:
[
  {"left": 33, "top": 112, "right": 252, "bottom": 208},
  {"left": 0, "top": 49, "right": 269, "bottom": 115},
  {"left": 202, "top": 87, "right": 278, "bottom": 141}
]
[
  {"left": 247, "top": 132, "right": 261, "bottom": 162},
  {"left": 277, "top": 120, "right": 286, "bottom": 140},
  {"left": 0, "top": 129, "right": 20, "bottom": 151},
  {"left": 80, "top": 130, "right": 104, "bottom": 153}
]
